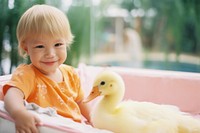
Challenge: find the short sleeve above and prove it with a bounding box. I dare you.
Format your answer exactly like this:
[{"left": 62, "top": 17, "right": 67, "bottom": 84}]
[{"left": 3, "top": 64, "right": 35, "bottom": 99}]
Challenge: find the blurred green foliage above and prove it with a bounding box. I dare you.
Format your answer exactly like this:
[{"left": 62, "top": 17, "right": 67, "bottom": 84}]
[
  {"left": 66, "top": 5, "right": 90, "bottom": 67},
  {"left": 121, "top": 0, "right": 200, "bottom": 55}
]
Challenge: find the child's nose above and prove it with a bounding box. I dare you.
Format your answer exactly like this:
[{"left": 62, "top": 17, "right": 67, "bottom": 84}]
[{"left": 45, "top": 48, "right": 56, "bottom": 58}]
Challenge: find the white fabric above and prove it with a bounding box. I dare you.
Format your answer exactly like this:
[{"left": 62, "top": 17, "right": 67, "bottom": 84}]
[{"left": 0, "top": 101, "right": 112, "bottom": 133}]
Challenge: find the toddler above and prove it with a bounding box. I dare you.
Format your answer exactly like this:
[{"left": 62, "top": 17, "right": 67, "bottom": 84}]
[{"left": 3, "top": 4, "right": 90, "bottom": 133}]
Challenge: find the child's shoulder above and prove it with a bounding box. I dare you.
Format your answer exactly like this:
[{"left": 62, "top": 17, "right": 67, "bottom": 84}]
[
  {"left": 13, "top": 64, "right": 35, "bottom": 76},
  {"left": 15, "top": 64, "right": 34, "bottom": 71},
  {"left": 60, "top": 64, "right": 78, "bottom": 75},
  {"left": 60, "top": 64, "right": 75, "bottom": 71}
]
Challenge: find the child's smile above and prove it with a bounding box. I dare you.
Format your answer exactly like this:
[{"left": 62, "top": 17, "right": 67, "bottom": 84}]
[{"left": 24, "top": 36, "right": 67, "bottom": 75}]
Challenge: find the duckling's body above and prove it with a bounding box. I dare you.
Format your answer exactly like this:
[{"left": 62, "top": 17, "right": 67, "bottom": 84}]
[{"left": 84, "top": 71, "right": 200, "bottom": 133}]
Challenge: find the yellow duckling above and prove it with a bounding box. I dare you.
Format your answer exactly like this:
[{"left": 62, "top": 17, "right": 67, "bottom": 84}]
[{"left": 84, "top": 70, "right": 200, "bottom": 133}]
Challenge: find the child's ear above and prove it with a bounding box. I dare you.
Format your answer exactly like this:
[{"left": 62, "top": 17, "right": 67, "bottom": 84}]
[
  {"left": 22, "top": 43, "right": 29, "bottom": 55},
  {"left": 24, "top": 47, "right": 29, "bottom": 55},
  {"left": 24, "top": 47, "right": 28, "bottom": 52}
]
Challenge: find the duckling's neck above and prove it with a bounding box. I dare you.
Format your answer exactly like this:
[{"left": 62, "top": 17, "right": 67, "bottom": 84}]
[{"left": 99, "top": 93, "right": 123, "bottom": 112}]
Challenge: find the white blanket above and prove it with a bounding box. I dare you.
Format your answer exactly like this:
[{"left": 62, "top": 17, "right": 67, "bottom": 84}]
[{"left": 0, "top": 101, "right": 112, "bottom": 133}]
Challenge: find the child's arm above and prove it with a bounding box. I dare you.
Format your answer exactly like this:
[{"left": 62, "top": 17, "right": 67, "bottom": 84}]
[
  {"left": 4, "top": 87, "right": 41, "bottom": 133},
  {"left": 78, "top": 101, "right": 91, "bottom": 124}
]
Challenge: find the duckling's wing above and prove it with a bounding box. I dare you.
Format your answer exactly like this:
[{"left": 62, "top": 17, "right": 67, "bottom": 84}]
[
  {"left": 117, "top": 100, "right": 200, "bottom": 132},
  {"left": 118, "top": 100, "right": 180, "bottom": 117}
]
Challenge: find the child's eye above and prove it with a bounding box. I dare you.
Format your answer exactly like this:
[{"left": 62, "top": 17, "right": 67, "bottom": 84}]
[
  {"left": 35, "top": 45, "right": 44, "bottom": 48},
  {"left": 55, "top": 43, "right": 63, "bottom": 47}
]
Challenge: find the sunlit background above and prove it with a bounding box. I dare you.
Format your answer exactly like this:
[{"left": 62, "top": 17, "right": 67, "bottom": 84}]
[{"left": 0, "top": 0, "right": 200, "bottom": 75}]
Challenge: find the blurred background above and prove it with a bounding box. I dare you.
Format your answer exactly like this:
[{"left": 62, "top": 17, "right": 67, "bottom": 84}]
[{"left": 0, "top": 0, "right": 200, "bottom": 75}]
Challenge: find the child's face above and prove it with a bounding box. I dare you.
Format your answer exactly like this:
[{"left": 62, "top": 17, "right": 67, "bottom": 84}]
[{"left": 24, "top": 35, "right": 67, "bottom": 75}]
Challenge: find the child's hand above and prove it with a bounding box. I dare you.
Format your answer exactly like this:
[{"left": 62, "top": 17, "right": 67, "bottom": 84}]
[{"left": 14, "top": 110, "right": 40, "bottom": 133}]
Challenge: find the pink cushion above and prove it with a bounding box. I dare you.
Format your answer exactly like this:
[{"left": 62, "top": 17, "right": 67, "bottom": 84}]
[{"left": 78, "top": 63, "right": 200, "bottom": 115}]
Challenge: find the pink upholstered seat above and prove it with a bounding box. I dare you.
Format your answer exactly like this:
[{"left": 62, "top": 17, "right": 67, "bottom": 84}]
[{"left": 78, "top": 63, "right": 200, "bottom": 115}]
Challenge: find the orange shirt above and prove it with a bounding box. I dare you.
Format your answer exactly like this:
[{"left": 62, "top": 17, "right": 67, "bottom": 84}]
[{"left": 3, "top": 64, "right": 84, "bottom": 122}]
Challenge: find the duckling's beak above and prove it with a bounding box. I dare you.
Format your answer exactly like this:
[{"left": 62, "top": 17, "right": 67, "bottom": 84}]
[{"left": 83, "top": 86, "right": 101, "bottom": 103}]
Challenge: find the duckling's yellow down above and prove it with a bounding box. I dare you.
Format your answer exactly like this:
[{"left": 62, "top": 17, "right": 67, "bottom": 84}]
[{"left": 84, "top": 70, "right": 200, "bottom": 133}]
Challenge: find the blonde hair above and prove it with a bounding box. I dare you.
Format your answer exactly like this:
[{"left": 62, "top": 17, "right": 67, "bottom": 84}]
[{"left": 17, "top": 4, "right": 74, "bottom": 58}]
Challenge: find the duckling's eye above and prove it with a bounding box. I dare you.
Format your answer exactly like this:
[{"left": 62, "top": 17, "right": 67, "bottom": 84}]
[{"left": 100, "top": 81, "right": 105, "bottom": 86}]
